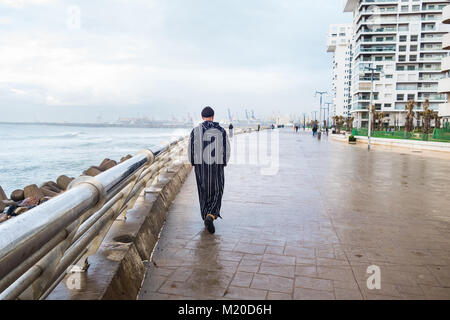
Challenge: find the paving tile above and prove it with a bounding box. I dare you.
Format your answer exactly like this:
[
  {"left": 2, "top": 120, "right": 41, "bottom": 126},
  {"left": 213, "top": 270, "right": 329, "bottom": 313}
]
[
  {"left": 293, "top": 288, "right": 335, "bottom": 300},
  {"left": 224, "top": 286, "right": 267, "bottom": 300},
  {"left": 266, "top": 292, "right": 292, "bottom": 300},
  {"left": 168, "top": 267, "right": 193, "bottom": 282},
  {"left": 259, "top": 263, "right": 295, "bottom": 278},
  {"left": 139, "top": 275, "right": 167, "bottom": 297},
  {"left": 396, "top": 285, "right": 425, "bottom": 297},
  {"left": 262, "top": 254, "right": 296, "bottom": 266},
  {"left": 231, "top": 272, "right": 254, "bottom": 288},
  {"left": 333, "top": 279, "right": 360, "bottom": 290},
  {"left": 265, "top": 246, "right": 285, "bottom": 255},
  {"left": 334, "top": 288, "right": 363, "bottom": 300},
  {"left": 159, "top": 280, "right": 227, "bottom": 299},
  {"left": 284, "top": 246, "right": 316, "bottom": 259},
  {"left": 317, "top": 266, "right": 355, "bottom": 281},
  {"left": 420, "top": 285, "right": 450, "bottom": 300},
  {"left": 251, "top": 274, "right": 294, "bottom": 294},
  {"left": 233, "top": 242, "right": 266, "bottom": 255},
  {"left": 238, "top": 258, "right": 262, "bottom": 273},
  {"left": 295, "top": 265, "right": 318, "bottom": 277},
  {"left": 141, "top": 292, "right": 170, "bottom": 300},
  {"left": 295, "top": 276, "right": 333, "bottom": 291}
]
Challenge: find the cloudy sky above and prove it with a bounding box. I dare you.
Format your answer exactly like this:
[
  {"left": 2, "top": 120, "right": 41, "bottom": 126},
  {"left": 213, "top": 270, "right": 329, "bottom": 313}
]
[{"left": 0, "top": 0, "right": 350, "bottom": 122}]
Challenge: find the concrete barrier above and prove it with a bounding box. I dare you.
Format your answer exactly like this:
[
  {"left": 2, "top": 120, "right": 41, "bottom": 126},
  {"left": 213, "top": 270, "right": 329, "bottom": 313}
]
[{"left": 47, "top": 163, "right": 192, "bottom": 300}]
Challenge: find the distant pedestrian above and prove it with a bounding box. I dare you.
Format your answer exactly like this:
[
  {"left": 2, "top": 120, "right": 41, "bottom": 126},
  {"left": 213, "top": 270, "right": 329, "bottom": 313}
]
[
  {"left": 257, "top": 124, "right": 261, "bottom": 131},
  {"left": 189, "top": 107, "right": 231, "bottom": 234},
  {"left": 229, "top": 123, "right": 234, "bottom": 138},
  {"left": 312, "top": 123, "right": 318, "bottom": 136}
]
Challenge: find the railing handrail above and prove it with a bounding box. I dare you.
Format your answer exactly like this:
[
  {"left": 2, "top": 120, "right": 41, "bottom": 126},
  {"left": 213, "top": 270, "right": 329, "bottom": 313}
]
[{"left": 0, "top": 135, "right": 187, "bottom": 299}]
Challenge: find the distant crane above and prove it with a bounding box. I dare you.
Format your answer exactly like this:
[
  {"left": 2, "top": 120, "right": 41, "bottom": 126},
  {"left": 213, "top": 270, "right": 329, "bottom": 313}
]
[{"left": 228, "top": 109, "right": 233, "bottom": 123}]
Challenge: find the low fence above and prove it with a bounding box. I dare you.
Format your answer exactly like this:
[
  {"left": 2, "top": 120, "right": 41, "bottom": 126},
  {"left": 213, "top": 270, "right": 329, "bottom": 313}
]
[
  {"left": 0, "top": 137, "right": 188, "bottom": 300},
  {"left": 352, "top": 126, "right": 450, "bottom": 143}
]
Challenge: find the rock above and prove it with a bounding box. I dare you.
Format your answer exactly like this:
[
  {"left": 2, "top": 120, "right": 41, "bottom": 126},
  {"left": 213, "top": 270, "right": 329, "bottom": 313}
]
[
  {"left": 14, "top": 207, "right": 29, "bottom": 216},
  {"left": 19, "top": 197, "right": 40, "bottom": 207},
  {"left": 2, "top": 200, "right": 17, "bottom": 207},
  {"left": 11, "top": 189, "right": 25, "bottom": 202},
  {"left": 99, "top": 159, "right": 117, "bottom": 171},
  {"left": 24, "top": 184, "right": 44, "bottom": 200},
  {"left": 0, "top": 186, "right": 7, "bottom": 212},
  {"left": 40, "top": 187, "right": 60, "bottom": 198},
  {"left": 83, "top": 166, "right": 102, "bottom": 177},
  {"left": 0, "top": 186, "right": 6, "bottom": 201},
  {"left": 57, "top": 175, "right": 74, "bottom": 191},
  {"left": 120, "top": 155, "right": 133, "bottom": 163},
  {"left": 41, "top": 181, "right": 62, "bottom": 193},
  {"left": 39, "top": 197, "right": 52, "bottom": 205},
  {"left": 99, "top": 158, "right": 111, "bottom": 167},
  {"left": 0, "top": 213, "right": 10, "bottom": 223}
]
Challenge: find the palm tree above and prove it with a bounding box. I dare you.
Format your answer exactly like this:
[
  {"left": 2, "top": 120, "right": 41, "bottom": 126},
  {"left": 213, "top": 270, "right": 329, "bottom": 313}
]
[
  {"left": 421, "top": 99, "right": 434, "bottom": 134},
  {"left": 434, "top": 113, "right": 442, "bottom": 130},
  {"left": 345, "top": 117, "right": 354, "bottom": 132},
  {"left": 349, "top": 117, "right": 355, "bottom": 132},
  {"left": 377, "top": 112, "right": 386, "bottom": 131},
  {"left": 405, "top": 100, "right": 416, "bottom": 133}
]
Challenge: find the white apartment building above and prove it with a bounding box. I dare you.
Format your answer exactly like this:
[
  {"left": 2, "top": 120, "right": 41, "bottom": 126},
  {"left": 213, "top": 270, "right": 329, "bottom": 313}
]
[
  {"left": 345, "top": 0, "right": 450, "bottom": 129},
  {"left": 327, "top": 24, "right": 354, "bottom": 118},
  {"left": 438, "top": 4, "right": 450, "bottom": 121}
]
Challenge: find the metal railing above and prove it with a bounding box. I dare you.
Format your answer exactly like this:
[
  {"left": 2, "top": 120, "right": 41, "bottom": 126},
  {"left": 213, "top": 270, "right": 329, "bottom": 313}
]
[{"left": 0, "top": 136, "right": 188, "bottom": 300}]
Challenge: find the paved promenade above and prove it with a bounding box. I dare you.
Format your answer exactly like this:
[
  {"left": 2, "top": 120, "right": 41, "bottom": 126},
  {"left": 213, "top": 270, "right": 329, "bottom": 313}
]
[{"left": 138, "top": 129, "right": 450, "bottom": 300}]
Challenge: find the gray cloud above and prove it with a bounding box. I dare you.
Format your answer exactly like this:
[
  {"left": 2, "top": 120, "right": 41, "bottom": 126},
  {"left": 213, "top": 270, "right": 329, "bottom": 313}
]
[{"left": 0, "top": 0, "right": 350, "bottom": 122}]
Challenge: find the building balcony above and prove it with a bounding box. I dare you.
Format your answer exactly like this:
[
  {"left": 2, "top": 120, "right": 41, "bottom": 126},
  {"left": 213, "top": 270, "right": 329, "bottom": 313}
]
[
  {"left": 438, "top": 102, "right": 450, "bottom": 117},
  {"left": 442, "top": 33, "right": 450, "bottom": 50},
  {"left": 441, "top": 56, "right": 450, "bottom": 72},
  {"left": 438, "top": 77, "right": 450, "bottom": 93},
  {"left": 443, "top": 4, "right": 450, "bottom": 24}
]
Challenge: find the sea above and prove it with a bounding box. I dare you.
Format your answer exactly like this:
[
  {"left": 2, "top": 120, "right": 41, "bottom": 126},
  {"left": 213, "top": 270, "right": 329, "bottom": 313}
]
[{"left": 0, "top": 123, "right": 190, "bottom": 196}]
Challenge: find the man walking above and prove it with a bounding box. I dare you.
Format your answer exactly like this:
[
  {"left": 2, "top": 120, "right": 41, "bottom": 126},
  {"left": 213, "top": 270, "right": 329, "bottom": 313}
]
[
  {"left": 228, "top": 123, "right": 234, "bottom": 138},
  {"left": 188, "top": 107, "right": 230, "bottom": 234}
]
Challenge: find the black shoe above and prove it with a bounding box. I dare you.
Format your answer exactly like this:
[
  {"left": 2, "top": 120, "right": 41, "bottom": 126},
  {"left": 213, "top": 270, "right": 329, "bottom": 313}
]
[{"left": 204, "top": 214, "right": 216, "bottom": 234}]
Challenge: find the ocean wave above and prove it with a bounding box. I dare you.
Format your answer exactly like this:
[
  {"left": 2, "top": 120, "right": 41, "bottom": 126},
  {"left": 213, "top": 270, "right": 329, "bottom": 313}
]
[
  {"left": 46, "top": 132, "right": 86, "bottom": 139},
  {"left": 7, "top": 131, "right": 87, "bottom": 141}
]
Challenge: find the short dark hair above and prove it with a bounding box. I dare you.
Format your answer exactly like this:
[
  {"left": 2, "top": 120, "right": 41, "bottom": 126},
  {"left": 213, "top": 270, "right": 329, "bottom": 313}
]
[{"left": 201, "top": 106, "right": 215, "bottom": 118}]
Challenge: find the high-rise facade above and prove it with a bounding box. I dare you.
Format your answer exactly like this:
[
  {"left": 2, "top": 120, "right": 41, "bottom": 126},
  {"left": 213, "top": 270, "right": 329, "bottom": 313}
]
[
  {"left": 344, "top": 0, "right": 450, "bottom": 129},
  {"left": 327, "top": 24, "right": 354, "bottom": 118},
  {"left": 439, "top": 4, "right": 450, "bottom": 121}
]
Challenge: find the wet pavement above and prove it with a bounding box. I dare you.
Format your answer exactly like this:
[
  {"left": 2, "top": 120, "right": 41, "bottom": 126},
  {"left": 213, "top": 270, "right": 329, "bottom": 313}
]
[{"left": 138, "top": 129, "right": 450, "bottom": 300}]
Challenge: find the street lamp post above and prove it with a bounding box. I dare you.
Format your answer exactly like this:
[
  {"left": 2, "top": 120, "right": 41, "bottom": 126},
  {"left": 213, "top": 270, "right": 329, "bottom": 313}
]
[
  {"left": 364, "top": 66, "right": 384, "bottom": 151},
  {"left": 324, "top": 102, "right": 332, "bottom": 131},
  {"left": 315, "top": 91, "right": 328, "bottom": 133}
]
